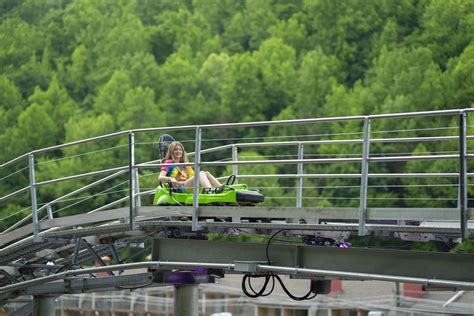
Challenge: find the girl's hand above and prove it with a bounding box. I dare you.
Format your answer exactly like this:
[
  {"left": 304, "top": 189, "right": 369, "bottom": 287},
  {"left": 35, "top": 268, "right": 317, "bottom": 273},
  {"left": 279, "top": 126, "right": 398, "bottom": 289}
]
[{"left": 169, "top": 178, "right": 178, "bottom": 186}]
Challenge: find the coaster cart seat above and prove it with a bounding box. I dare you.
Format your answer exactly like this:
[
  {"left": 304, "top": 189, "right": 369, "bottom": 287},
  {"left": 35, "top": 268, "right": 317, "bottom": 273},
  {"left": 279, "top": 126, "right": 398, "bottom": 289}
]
[{"left": 153, "top": 181, "right": 264, "bottom": 206}]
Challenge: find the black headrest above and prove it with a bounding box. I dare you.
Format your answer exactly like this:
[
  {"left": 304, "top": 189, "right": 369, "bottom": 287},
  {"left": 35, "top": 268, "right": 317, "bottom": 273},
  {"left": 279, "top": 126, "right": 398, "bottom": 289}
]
[{"left": 158, "top": 134, "right": 175, "bottom": 160}]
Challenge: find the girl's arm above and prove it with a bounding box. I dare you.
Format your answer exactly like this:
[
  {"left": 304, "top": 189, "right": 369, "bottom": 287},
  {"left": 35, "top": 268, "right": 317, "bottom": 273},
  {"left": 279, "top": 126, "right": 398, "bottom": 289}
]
[{"left": 159, "top": 170, "right": 178, "bottom": 185}]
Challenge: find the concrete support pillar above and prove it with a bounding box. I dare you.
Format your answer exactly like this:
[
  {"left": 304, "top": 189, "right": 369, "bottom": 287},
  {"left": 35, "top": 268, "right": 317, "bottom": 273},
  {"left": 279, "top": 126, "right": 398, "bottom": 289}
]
[
  {"left": 174, "top": 284, "right": 199, "bottom": 316},
  {"left": 33, "top": 295, "right": 55, "bottom": 316}
]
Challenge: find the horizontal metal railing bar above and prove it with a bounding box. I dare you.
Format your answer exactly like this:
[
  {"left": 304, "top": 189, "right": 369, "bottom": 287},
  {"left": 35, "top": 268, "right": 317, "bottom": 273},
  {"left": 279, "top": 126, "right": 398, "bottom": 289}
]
[
  {"left": 220, "top": 154, "right": 462, "bottom": 165},
  {"left": 31, "top": 131, "right": 129, "bottom": 155},
  {"left": 370, "top": 154, "right": 458, "bottom": 162},
  {"left": 136, "top": 115, "right": 367, "bottom": 131},
  {"left": 2, "top": 213, "right": 33, "bottom": 234},
  {"left": 199, "top": 136, "right": 471, "bottom": 154},
  {"left": 35, "top": 166, "right": 128, "bottom": 187},
  {"left": 0, "top": 186, "right": 30, "bottom": 204},
  {"left": 137, "top": 159, "right": 360, "bottom": 169},
  {"left": 0, "top": 161, "right": 468, "bottom": 206},
  {"left": 136, "top": 162, "right": 194, "bottom": 168},
  {"left": 372, "top": 135, "right": 474, "bottom": 143},
  {"left": 4, "top": 108, "right": 471, "bottom": 168},
  {"left": 198, "top": 155, "right": 459, "bottom": 166},
  {"left": 234, "top": 173, "right": 465, "bottom": 179},
  {"left": 1, "top": 169, "right": 128, "bottom": 233},
  {"left": 140, "top": 135, "right": 474, "bottom": 160},
  {"left": 197, "top": 109, "right": 467, "bottom": 129},
  {"left": 369, "top": 108, "right": 468, "bottom": 119},
  {"left": 132, "top": 125, "right": 198, "bottom": 133},
  {"left": 36, "top": 170, "right": 128, "bottom": 213},
  {"left": 139, "top": 155, "right": 465, "bottom": 170},
  {"left": 137, "top": 190, "right": 155, "bottom": 197},
  {"left": 0, "top": 170, "right": 129, "bottom": 225},
  {"left": 87, "top": 197, "right": 129, "bottom": 214},
  {"left": 0, "top": 154, "right": 28, "bottom": 171}
]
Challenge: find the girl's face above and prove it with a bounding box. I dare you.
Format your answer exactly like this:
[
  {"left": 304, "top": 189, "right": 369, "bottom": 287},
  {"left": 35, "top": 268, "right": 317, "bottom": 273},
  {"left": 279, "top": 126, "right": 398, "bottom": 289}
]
[{"left": 172, "top": 145, "right": 183, "bottom": 160}]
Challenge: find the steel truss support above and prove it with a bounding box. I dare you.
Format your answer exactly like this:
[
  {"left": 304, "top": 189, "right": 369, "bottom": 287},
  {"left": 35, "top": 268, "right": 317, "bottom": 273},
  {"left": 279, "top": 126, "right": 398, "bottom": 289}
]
[
  {"left": 4, "top": 273, "right": 154, "bottom": 299},
  {"left": 81, "top": 240, "right": 114, "bottom": 276},
  {"left": 72, "top": 237, "right": 81, "bottom": 265},
  {"left": 108, "top": 238, "right": 122, "bottom": 265},
  {"left": 153, "top": 239, "right": 474, "bottom": 283},
  {"left": 0, "top": 269, "right": 19, "bottom": 284}
]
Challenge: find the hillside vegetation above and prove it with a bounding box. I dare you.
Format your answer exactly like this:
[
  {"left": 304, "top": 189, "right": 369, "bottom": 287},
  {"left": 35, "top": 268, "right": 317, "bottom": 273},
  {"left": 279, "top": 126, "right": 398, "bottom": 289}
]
[{"left": 0, "top": 0, "right": 473, "bottom": 228}]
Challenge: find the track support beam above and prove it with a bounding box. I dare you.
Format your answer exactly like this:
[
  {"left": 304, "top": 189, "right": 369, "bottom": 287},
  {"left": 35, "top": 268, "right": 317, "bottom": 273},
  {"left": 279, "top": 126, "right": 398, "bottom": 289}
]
[{"left": 174, "top": 284, "right": 199, "bottom": 316}]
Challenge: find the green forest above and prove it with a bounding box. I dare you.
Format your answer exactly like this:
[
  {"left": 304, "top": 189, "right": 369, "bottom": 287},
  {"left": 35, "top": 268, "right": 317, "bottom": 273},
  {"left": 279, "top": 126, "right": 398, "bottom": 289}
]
[{"left": 0, "top": 0, "right": 473, "bottom": 229}]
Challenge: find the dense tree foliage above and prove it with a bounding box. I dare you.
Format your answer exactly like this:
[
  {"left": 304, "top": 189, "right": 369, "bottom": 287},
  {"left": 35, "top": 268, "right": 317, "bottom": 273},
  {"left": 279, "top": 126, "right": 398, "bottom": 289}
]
[{"left": 0, "top": 0, "right": 473, "bottom": 228}]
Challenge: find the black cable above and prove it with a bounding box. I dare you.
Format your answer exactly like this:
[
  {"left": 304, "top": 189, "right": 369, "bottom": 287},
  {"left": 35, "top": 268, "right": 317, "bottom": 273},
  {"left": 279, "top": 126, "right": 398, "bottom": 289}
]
[
  {"left": 266, "top": 229, "right": 287, "bottom": 265},
  {"left": 241, "top": 274, "right": 272, "bottom": 298},
  {"left": 272, "top": 274, "right": 317, "bottom": 301},
  {"left": 241, "top": 228, "right": 318, "bottom": 301},
  {"left": 259, "top": 275, "right": 275, "bottom": 297},
  {"left": 246, "top": 273, "right": 275, "bottom": 297}
]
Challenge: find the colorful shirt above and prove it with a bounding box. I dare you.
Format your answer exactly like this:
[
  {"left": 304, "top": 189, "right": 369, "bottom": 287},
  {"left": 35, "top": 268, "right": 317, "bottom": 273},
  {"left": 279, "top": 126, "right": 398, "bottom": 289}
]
[{"left": 161, "top": 160, "right": 194, "bottom": 184}]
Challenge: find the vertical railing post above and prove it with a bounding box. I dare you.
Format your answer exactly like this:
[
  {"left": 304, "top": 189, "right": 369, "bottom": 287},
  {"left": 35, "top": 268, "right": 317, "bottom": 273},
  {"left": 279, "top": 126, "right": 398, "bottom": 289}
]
[
  {"left": 134, "top": 168, "right": 141, "bottom": 207},
  {"left": 46, "top": 204, "right": 54, "bottom": 220},
  {"left": 232, "top": 145, "right": 238, "bottom": 184},
  {"left": 129, "top": 131, "right": 136, "bottom": 230},
  {"left": 358, "top": 117, "right": 371, "bottom": 236},
  {"left": 459, "top": 111, "right": 468, "bottom": 241},
  {"left": 28, "top": 153, "right": 41, "bottom": 242},
  {"left": 296, "top": 142, "right": 304, "bottom": 208},
  {"left": 192, "top": 127, "right": 202, "bottom": 231}
]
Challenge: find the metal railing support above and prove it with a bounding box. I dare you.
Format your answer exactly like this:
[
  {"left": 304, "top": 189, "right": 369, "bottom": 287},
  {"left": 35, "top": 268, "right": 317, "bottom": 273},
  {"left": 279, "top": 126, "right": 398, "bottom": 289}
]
[
  {"left": 129, "top": 131, "right": 136, "bottom": 230},
  {"left": 296, "top": 142, "right": 304, "bottom": 208},
  {"left": 232, "top": 145, "right": 238, "bottom": 183},
  {"left": 459, "top": 112, "right": 468, "bottom": 240},
  {"left": 358, "top": 118, "right": 371, "bottom": 236},
  {"left": 134, "top": 168, "right": 141, "bottom": 207},
  {"left": 28, "top": 153, "right": 41, "bottom": 242},
  {"left": 46, "top": 204, "right": 53, "bottom": 220},
  {"left": 192, "top": 127, "right": 202, "bottom": 231}
]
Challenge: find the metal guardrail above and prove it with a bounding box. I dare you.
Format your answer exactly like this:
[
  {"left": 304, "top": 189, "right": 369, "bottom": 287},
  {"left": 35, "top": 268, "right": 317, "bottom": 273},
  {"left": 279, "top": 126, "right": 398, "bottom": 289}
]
[{"left": 0, "top": 108, "right": 473, "bottom": 244}]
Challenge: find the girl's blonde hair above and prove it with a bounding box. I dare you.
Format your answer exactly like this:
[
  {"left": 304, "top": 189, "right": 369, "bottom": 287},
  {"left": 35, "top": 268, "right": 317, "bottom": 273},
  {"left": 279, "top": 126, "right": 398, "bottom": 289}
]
[{"left": 164, "top": 141, "right": 189, "bottom": 163}]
